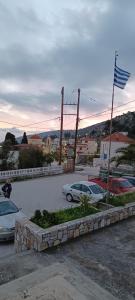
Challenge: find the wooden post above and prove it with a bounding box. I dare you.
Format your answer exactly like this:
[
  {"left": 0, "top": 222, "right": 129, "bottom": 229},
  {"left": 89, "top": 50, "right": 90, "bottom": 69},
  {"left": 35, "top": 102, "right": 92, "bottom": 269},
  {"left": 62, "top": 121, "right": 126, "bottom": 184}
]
[
  {"left": 73, "top": 88, "right": 80, "bottom": 171},
  {"left": 59, "top": 87, "right": 64, "bottom": 165}
]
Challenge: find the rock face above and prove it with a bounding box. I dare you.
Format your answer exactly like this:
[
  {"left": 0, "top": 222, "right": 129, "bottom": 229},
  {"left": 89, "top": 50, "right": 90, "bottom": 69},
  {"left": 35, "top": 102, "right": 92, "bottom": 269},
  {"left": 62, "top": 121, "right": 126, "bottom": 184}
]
[{"left": 15, "top": 203, "right": 135, "bottom": 253}]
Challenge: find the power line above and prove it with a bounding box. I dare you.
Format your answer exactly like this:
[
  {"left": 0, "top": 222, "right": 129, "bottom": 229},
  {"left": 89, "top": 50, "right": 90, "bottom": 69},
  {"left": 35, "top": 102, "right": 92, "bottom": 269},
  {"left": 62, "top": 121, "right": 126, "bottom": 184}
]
[
  {"left": 80, "top": 99, "right": 135, "bottom": 121},
  {"left": 0, "top": 116, "right": 60, "bottom": 129},
  {"left": 0, "top": 98, "right": 134, "bottom": 130},
  {"left": 24, "top": 117, "right": 59, "bottom": 127}
]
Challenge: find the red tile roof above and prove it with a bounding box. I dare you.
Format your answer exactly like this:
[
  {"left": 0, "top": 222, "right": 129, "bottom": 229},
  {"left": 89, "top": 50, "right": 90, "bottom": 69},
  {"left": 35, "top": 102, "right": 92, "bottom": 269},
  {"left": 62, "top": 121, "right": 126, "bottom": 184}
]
[
  {"left": 102, "top": 132, "right": 135, "bottom": 144},
  {"left": 29, "top": 134, "right": 42, "bottom": 140},
  {"left": 79, "top": 137, "right": 96, "bottom": 142}
]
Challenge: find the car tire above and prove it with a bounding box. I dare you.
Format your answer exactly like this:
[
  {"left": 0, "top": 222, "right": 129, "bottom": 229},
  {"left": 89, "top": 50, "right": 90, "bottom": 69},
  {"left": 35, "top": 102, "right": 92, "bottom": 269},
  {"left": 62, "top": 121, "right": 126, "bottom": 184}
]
[{"left": 66, "top": 193, "right": 73, "bottom": 202}]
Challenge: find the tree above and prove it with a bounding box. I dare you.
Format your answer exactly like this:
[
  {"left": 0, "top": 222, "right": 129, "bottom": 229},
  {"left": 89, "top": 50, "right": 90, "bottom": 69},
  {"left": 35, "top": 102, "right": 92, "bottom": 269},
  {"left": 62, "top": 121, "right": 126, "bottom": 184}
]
[
  {"left": 19, "top": 147, "right": 45, "bottom": 169},
  {"left": 4, "top": 132, "right": 17, "bottom": 145},
  {"left": 64, "top": 132, "right": 71, "bottom": 139},
  {"left": 111, "top": 144, "right": 135, "bottom": 167},
  {"left": 53, "top": 151, "right": 65, "bottom": 162},
  {"left": 21, "top": 132, "right": 28, "bottom": 144},
  {"left": 0, "top": 132, "right": 17, "bottom": 170},
  {"left": 44, "top": 153, "right": 54, "bottom": 166},
  {"left": 50, "top": 135, "right": 57, "bottom": 139},
  {"left": 0, "top": 140, "right": 12, "bottom": 159}
]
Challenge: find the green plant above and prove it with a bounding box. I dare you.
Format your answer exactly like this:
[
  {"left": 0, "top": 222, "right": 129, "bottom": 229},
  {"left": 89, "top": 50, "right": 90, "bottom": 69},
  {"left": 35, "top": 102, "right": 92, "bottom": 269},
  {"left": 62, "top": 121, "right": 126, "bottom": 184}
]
[
  {"left": 19, "top": 147, "right": 45, "bottom": 169},
  {"left": 108, "top": 192, "right": 135, "bottom": 206},
  {"left": 111, "top": 144, "right": 135, "bottom": 167},
  {"left": 43, "top": 209, "right": 50, "bottom": 218},
  {"left": 34, "top": 210, "right": 42, "bottom": 219},
  {"left": 31, "top": 205, "right": 100, "bottom": 229},
  {"left": 80, "top": 195, "right": 91, "bottom": 212}
]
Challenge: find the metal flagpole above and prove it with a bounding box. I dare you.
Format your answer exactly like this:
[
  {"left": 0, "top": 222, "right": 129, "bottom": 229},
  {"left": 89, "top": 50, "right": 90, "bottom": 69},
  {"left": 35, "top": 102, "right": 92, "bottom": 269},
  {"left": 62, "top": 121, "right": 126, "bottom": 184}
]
[
  {"left": 59, "top": 87, "right": 64, "bottom": 165},
  {"left": 106, "top": 51, "right": 118, "bottom": 199}
]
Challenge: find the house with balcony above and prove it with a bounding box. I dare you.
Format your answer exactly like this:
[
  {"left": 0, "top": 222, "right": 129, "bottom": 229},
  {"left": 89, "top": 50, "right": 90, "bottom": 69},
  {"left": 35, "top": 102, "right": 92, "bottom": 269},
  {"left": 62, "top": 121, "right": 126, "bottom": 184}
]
[{"left": 76, "top": 137, "right": 98, "bottom": 163}]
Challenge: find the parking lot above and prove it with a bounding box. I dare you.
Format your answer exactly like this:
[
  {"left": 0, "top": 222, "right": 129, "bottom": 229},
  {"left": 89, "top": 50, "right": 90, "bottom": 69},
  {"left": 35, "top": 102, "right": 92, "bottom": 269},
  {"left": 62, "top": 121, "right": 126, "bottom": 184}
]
[{"left": 0, "top": 172, "right": 87, "bottom": 257}]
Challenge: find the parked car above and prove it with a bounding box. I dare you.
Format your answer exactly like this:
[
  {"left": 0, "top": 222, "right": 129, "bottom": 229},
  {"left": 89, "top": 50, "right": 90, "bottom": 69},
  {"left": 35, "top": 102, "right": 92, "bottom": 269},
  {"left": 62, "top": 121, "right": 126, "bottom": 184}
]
[
  {"left": 0, "top": 200, "right": 25, "bottom": 241},
  {"left": 89, "top": 176, "right": 135, "bottom": 195},
  {"left": 122, "top": 176, "right": 135, "bottom": 187},
  {"left": 62, "top": 181, "right": 107, "bottom": 203}
]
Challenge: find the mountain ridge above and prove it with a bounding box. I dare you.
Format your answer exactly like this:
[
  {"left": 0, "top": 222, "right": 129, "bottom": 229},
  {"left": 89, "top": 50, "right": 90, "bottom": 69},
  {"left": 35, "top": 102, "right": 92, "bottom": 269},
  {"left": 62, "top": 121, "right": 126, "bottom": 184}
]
[{"left": 16, "top": 111, "right": 135, "bottom": 143}]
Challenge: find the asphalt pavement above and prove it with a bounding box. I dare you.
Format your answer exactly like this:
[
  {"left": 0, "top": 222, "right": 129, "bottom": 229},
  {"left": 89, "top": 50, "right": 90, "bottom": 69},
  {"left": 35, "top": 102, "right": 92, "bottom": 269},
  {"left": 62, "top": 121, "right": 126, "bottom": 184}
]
[
  {"left": 0, "top": 172, "right": 88, "bottom": 257},
  {"left": 11, "top": 172, "right": 88, "bottom": 217}
]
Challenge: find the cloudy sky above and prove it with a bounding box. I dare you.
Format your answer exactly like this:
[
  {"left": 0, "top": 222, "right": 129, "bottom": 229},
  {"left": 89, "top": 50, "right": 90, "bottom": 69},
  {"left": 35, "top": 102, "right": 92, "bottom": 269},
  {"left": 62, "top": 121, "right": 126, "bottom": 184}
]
[{"left": 0, "top": 0, "right": 135, "bottom": 140}]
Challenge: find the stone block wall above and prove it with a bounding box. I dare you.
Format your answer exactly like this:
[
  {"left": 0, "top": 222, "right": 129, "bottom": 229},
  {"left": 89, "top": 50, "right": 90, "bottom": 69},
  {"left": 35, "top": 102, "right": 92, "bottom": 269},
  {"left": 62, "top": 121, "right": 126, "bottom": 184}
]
[{"left": 15, "top": 203, "right": 135, "bottom": 253}]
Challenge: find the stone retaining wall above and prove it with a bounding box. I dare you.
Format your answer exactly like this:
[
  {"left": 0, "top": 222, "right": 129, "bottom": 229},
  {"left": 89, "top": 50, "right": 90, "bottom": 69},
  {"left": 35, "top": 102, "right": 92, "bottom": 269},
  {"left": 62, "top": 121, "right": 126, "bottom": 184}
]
[{"left": 15, "top": 203, "right": 135, "bottom": 253}]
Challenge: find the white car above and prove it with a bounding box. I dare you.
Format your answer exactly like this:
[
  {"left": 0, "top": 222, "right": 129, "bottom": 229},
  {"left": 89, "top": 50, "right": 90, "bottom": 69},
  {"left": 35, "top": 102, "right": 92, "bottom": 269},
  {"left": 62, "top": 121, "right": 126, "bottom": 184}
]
[
  {"left": 0, "top": 200, "right": 25, "bottom": 241},
  {"left": 62, "top": 181, "right": 106, "bottom": 203}
]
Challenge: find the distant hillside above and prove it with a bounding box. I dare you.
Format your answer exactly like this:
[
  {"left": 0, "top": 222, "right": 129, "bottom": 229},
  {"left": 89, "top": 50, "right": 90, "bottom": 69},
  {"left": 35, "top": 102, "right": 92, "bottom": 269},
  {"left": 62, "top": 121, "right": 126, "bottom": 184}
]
[
  {"left": 104, "top": 111, "right": 135, "bottom": 138},
  {"left": 17, "top": 111, "right": 135, "bottom": 143},
  {"left": 16, "top": 121, "right": 105, "bottom": 143}
]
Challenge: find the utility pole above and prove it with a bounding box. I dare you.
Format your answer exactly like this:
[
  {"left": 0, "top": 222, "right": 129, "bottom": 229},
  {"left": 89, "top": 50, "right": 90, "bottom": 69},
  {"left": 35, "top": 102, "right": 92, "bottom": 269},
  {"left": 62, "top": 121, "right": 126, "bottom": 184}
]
[
  {"left": 59, "top": 87, "right": 80, "bottom": 171},
  {"left": 73, "top": 88, "right": 80, "bottom": 171},
  {"left": 59, "top": 87, "right": 64, "bottom": 165}
]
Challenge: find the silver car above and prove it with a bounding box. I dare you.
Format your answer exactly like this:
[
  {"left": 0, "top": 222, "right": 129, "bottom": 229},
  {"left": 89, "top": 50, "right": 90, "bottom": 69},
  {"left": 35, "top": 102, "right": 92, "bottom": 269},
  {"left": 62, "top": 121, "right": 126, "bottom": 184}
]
[
  {"left": 0, "top": 200, "right": 25, "bottom": 241},
  {"left": 62, "top": 181, "right": 107, "bottom": 203}
]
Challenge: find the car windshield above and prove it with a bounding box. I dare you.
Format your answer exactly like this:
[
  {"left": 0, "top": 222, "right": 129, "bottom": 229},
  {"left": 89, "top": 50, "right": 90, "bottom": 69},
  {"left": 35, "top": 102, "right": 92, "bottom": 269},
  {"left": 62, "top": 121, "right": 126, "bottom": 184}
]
[
  {"left": 120, "top": 180, "right": 133, "bottom": 188},
  {"left": 125, "top": 178, "right": 135, "bottom": 186},
  {"left": 0, "top": 201, "right": 19, "bottom": 216},
  {"left": 90, "top": 184, "right": 105, "bottom": 194}
]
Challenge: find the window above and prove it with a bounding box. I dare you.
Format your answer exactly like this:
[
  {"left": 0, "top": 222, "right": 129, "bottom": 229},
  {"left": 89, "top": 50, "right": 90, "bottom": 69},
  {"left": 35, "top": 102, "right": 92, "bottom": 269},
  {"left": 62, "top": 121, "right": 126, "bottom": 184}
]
[
  {"left": 127, "top": 178, "right": 135, "bottom": 186},
  {"left": 81, "top": 184, "right": 90, "bottom": 193},
  {"left": 0, "top": 201, "right": 19, "bottom": 216},
  {"left": 90, "top": 184, "right": 105, "bottom": 194},
  {"left": 120, "top": 180, "right": 133, "bottom": 188},
  {"left": 71, "top": 184, "right": 82, "bottom": 191}
]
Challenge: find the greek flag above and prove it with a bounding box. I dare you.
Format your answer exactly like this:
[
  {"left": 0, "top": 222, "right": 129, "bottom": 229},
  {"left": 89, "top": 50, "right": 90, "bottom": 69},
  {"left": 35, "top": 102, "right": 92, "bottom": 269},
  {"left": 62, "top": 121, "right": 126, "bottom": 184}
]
[{"left": 114, "top": 65, "right": 130, "bottom": 89}]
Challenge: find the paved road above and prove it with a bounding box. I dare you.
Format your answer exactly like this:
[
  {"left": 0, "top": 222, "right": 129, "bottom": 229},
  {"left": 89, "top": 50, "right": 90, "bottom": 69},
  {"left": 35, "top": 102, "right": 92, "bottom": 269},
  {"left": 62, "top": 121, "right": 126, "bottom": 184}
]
[
  {"left": 11, "top": 172, "right": 88, "bottom": 217},
  {"left": 0, "top": 172, "right": 87, "bottom": 257}
]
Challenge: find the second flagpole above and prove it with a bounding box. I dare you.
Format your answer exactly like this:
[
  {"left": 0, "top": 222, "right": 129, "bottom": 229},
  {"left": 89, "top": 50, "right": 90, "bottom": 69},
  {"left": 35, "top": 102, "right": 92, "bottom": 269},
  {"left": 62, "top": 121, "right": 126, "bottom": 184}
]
[{"left": 106, "top": 51, "right": 118, "bottom": 200}]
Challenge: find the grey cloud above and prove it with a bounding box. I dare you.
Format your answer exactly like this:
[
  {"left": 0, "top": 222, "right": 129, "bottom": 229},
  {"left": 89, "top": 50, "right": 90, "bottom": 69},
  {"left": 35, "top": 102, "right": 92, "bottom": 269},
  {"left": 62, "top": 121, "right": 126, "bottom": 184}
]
[
  {"left": 0, "top": 0, "right": 134, "bottom": 121},
  {"left": 0, "top": 91, "right": 61, "bottom": 115}
]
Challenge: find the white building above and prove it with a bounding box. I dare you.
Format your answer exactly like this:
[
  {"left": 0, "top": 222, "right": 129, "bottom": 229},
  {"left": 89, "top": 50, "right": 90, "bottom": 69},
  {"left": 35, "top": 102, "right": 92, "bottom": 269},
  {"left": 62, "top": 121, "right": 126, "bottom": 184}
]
[
  {"left": 100, "top": 132, "right": 135, "bottom": 167},
  {"left": 76, "top": 137, "right": 98, "bottom": 163},
  {"left": 77, "top": 137, "right": 98, "bottom": 155}
]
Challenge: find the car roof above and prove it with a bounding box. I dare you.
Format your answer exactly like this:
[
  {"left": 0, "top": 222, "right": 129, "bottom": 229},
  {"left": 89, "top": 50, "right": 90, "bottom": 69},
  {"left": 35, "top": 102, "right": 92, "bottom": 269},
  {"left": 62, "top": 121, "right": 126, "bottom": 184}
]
[
  {"left": 71, "top": 181, "right": 98, "bottom": 186},
  {"left": 123, "top": 176, "right": 135, "bottom": 179},
  {"left": 112, "top": 177, "right": 128, "bottom": 181}
]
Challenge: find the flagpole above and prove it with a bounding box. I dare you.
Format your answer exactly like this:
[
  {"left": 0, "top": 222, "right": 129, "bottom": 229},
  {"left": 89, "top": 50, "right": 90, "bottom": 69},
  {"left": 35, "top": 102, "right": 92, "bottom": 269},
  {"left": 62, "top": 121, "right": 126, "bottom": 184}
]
[{"left": 106, "top": 51, "right": 118, "bottom": 200}]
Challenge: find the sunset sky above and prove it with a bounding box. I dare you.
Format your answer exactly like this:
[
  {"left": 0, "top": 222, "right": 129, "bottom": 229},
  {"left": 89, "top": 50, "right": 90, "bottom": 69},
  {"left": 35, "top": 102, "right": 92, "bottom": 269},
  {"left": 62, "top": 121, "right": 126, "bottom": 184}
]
[{"left": 0, "top": 0, "right": 135, "bottom": 140}]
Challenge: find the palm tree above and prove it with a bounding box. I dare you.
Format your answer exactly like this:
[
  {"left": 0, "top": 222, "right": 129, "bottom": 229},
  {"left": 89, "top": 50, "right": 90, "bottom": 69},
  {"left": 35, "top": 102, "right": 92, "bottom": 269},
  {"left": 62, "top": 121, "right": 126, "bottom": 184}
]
[{"left": 111, "top": 144, "right": 135, "bottom": 167}]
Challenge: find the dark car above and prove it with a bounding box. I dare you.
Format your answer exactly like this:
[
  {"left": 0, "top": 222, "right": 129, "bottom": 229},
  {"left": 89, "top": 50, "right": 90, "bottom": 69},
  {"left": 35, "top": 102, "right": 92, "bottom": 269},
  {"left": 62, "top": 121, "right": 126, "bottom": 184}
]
[{"left": 123, "top": 176, "right": 135, "bottom": 187}]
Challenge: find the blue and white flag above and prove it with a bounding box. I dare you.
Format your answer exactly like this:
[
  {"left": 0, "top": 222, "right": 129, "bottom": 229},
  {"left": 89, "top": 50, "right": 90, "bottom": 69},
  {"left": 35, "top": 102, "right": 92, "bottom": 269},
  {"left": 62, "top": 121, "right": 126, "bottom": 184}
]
[{"left": 114, "top": 65, "right": 130, "bottom": 89}]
